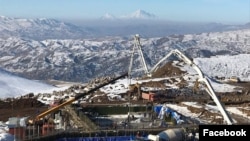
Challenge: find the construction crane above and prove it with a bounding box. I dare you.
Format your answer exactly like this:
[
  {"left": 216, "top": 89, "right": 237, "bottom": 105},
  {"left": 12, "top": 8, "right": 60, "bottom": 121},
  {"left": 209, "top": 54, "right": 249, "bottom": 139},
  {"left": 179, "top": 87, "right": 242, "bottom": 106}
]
[
  {"left": 128, "top": 34, "right": 151, "bottom": 79},
  {"left": 128, "top": 34, "right": 233, "bottom": 125},
  {"left": 31, "top": 72, "right": 128, "bottom": 123},
  {"left": 150, "top": 49, "right": 234, "bottom": 125}
]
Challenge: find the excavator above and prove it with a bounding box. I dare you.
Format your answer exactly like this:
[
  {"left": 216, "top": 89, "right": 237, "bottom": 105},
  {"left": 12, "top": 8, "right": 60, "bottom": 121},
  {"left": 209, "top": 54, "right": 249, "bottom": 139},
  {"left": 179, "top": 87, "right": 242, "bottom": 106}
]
[
  {"left": 128, "top": 34, "right": 234, "bottom": 125},
  {"left": 28, "top": 72, "right": 128, "bottom": 127}
]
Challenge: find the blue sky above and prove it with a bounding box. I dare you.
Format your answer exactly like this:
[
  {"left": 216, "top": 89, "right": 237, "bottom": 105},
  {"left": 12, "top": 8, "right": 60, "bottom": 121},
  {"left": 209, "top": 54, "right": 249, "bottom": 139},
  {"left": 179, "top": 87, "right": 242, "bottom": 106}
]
[{"left": 0, "top": 0, "right": 249, "bottom": 24}]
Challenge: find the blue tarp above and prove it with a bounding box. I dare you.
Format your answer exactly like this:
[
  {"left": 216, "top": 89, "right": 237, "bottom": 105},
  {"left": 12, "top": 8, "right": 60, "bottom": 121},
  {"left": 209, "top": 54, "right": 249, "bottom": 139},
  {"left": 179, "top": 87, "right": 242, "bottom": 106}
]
[
  {"left": 154, "top": 105, "right": 184, "bottom": 124},
  {"left": 153, "top": 105, "right": 162, "bottom": 114}
]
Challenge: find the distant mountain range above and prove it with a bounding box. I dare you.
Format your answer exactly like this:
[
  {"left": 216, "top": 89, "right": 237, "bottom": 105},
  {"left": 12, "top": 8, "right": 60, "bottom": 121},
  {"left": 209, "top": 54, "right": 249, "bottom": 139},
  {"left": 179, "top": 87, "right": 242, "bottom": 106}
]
[
  {"left": 0, "top": 28, "right": 249, "bottom": 82},
  {"left": 0, "top": 12, "right": 249, "bottom": 83},
  {"left": 0, "top": 16, "right": 92, "bottom": 40},
  {"left": 1, "top": 11, "right": 249, "bottom": 40}
]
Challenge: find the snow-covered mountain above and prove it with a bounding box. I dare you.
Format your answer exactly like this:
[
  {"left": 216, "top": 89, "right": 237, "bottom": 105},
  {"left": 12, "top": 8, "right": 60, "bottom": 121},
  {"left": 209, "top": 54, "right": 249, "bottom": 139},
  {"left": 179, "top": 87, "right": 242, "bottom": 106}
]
[
  {"left": 100, "top": 13, "right": 117, "bottom": 20},
  {"left": 0, "top": 29, "right": 249, "bottom": 83},
  {"left": 0, "top": 52, "right": 248, "bottom": 99},
  {"left": 0, "top": 14, "right": 250, "bottom": 141},
  {"left": 121, "top": 9, "right": 157, "bottom": 19},
  {"left": 0, "top": 16, "right": 92, "bottom": 40},
  {"left": 100, "top": 10, "right": 156, "bottom": 20},
  {"left": 1, "top": 15, "right": 247, "bottom": 39},
  {"left": 194, "top": 54, "right": 250, "bottom": 81}
]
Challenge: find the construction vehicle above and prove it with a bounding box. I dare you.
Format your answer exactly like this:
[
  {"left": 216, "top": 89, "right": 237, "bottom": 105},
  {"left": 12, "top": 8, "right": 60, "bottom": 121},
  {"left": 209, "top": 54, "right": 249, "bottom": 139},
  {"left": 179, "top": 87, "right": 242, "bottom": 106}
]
[
  {"left": 129, "top": 34, "right": 234, "bottom": 125},
  {"left": 28, "top": 72, "right": 128, "bottom": 126},
  {"left": 141, "top": 92, "right": 159, "bottom": 102}
]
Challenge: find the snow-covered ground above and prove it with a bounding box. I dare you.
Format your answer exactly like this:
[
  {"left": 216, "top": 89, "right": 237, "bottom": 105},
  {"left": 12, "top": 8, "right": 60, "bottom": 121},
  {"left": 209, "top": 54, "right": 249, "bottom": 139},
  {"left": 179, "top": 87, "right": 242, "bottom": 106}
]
[
  {"left": 0, "top": 70, "right": 69, "bottom": 99},
  {"left": 0, "top": 53, "right": 250, "bottom": 140},
  {"left": 0, "top": 122, "right": 13, "bottom": 141}
]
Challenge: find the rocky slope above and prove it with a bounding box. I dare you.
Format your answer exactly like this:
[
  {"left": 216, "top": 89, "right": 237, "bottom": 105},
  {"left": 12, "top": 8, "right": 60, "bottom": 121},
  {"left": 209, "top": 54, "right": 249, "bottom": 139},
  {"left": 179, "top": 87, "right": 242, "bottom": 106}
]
[{"left": 0, "top": 29, "right": 249, "bottom": 82}]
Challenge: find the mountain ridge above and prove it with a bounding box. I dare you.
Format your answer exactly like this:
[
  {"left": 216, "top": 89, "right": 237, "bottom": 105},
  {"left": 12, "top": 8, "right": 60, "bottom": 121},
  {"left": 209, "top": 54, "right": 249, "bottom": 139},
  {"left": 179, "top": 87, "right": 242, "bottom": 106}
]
[
  {"left": 2, "top": 15, "right": 248, "bottom": 39},
  {"left": 0, "top": 16, "right": 92, "bottom": 40},
  {"left": 0, "top": 28, "right": 249, "bottom": 83}
]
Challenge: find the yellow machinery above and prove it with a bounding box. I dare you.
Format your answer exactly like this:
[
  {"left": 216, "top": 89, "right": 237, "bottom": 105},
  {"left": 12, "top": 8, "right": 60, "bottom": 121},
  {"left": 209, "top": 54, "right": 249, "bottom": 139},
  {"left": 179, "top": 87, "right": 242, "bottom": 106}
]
[{"left": 31, "top": 72, "right": 128, "bottom": 123}]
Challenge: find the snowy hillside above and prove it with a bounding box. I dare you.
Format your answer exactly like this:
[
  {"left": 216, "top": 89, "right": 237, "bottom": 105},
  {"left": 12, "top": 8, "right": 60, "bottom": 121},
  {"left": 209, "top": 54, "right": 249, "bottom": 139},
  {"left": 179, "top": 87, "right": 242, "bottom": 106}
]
[
  {"left": 0, "top": 29, "right": 249, "bottom": 83},
  {"left": 194, "top": 54, "right": 250, "bottom": 81},
  {"left": 0, "top": 69, "right": 66, "bottom": 99},
  {"left": 0, "top": 52, "right": 248, "bottom": 99}
]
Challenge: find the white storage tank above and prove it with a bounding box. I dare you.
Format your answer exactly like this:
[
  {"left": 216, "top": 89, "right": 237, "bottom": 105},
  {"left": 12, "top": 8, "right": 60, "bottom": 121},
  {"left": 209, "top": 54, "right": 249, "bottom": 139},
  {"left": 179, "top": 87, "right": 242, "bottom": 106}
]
[{"left": 148, "top": 128, "right": 185, "bottom": 141}]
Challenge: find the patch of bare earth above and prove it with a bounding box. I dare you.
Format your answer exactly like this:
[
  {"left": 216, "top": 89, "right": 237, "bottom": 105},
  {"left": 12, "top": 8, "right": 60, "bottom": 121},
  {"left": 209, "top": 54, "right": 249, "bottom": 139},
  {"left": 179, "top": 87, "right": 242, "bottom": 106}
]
[{"left": 0, "top": 98, "right": 47, "bottom": 122}]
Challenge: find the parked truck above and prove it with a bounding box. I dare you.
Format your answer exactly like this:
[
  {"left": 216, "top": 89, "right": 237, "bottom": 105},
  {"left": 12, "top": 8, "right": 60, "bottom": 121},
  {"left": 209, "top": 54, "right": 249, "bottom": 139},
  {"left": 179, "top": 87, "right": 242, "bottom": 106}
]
[{"left": 142, "top": 92, "right": 159, "bottom": 102}]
